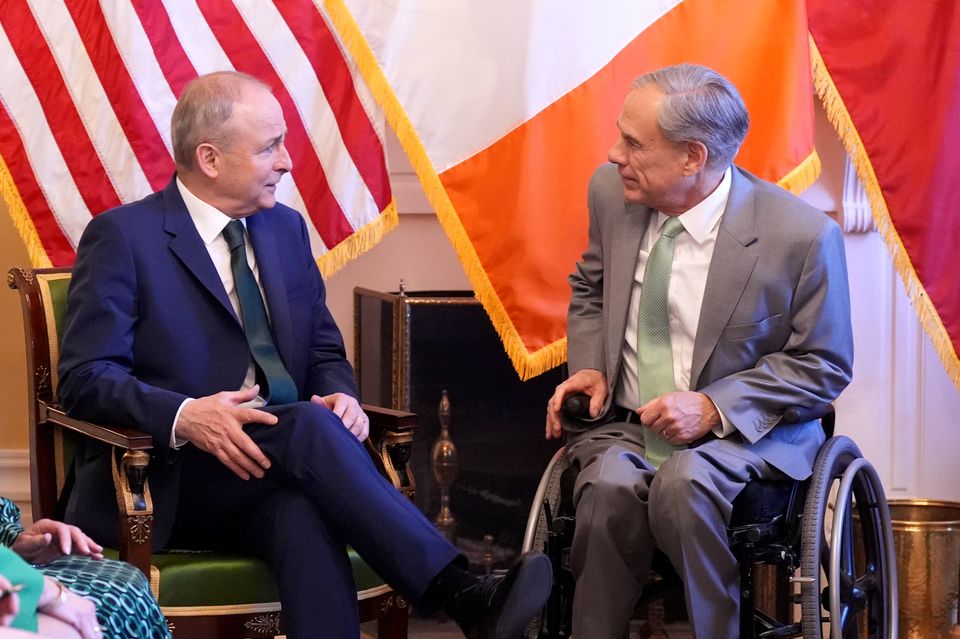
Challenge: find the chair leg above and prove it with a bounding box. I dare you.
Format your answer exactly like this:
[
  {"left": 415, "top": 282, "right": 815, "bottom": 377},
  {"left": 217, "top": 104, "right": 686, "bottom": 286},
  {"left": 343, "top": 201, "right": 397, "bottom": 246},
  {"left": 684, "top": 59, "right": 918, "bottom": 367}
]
[
  {"left": 645, "top": 600, "right": 669, "bottom": 639},
  {"left": 376, "top": 596, "right": 409, "bottom": 639}
]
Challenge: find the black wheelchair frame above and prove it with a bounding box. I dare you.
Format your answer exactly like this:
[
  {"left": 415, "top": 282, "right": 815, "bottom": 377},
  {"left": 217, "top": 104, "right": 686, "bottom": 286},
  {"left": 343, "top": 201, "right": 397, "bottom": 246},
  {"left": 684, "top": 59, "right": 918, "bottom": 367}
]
[{"left": 523, "top": 402, "right": 898, "bottom": 639}]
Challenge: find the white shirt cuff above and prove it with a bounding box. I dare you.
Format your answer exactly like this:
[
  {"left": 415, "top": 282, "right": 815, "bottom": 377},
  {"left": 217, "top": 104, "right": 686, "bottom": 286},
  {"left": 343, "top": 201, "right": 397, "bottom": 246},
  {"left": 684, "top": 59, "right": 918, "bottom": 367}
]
[
  {"left": 170, "top": 398, "right": 193, "bottom": 449},
  {"left": 710, "top": 400, "right": 735, "bottom": 438}
]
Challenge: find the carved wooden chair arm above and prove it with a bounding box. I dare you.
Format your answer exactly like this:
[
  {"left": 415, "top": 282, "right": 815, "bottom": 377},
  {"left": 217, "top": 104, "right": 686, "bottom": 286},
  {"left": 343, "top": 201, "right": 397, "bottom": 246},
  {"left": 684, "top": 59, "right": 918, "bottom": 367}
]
[
  {"left": 42, "top": 402, "right": 155, "bottom": 576},
  {"left": 43, "top": 403, "right": 154, "bottom": 451},
  {"left": 362, "top": 404, "right": 417, "bottom": 500}
]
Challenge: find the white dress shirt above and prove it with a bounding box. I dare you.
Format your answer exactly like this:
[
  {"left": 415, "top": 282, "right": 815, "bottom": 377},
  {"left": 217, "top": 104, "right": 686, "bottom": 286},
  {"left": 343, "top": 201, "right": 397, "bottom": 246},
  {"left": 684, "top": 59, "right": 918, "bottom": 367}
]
[
  {"left": 170, "top": 178, "right": 266, "bottom": 447},
  {"left": 614, "top": 167, "right": 734, "bottom": 436}
]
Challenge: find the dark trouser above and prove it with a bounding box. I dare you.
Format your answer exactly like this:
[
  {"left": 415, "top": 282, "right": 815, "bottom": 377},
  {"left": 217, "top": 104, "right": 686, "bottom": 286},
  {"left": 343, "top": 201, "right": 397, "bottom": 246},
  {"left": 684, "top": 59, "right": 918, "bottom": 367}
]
[{"left": 171, "top": 401, "right": 459, "bottom": 638}]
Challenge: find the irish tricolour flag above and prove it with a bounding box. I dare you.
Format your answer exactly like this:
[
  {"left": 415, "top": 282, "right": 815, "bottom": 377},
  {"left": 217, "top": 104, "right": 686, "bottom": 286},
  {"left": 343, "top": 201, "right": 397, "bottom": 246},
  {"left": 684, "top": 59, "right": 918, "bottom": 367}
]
[{"left": 327, "top": 0, "right": 817, "bottom": 379}]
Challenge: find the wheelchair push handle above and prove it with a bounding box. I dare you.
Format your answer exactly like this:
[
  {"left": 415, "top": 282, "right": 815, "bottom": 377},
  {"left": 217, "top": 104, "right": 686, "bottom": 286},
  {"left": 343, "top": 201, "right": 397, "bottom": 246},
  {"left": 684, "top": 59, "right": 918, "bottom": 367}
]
[{"left": 563, "top": 393, "right": 592, "bottom": 419}]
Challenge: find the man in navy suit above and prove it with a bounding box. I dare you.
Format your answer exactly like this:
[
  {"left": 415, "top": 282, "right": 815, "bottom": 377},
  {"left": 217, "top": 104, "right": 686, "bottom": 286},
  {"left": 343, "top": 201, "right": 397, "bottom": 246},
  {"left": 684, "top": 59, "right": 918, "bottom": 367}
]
[{"left": 58, "top": 71, "right": 550, "bottom": 639}]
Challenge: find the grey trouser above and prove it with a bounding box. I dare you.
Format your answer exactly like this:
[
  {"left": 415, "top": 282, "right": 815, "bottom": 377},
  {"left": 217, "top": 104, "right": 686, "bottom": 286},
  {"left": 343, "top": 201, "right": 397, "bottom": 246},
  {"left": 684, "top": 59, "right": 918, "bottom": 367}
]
[{"left": 566, "top": 422, "right": 784, "bottom": 639}]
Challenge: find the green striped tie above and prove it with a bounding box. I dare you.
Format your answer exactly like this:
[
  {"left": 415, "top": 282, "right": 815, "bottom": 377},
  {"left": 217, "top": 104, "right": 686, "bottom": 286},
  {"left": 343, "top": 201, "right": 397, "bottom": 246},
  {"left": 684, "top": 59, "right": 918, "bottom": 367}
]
[
  {"left": 636, "top": 216, "right": 685, "bottom": 468},
  {"left": 222, "top": 221, "right": 298, "bottom": 405}
]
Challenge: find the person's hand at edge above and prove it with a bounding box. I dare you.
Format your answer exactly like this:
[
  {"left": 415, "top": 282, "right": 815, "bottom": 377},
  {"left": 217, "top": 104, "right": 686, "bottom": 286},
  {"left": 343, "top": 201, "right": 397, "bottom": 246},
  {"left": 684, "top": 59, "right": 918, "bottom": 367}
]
[
  {"left": 36, "top": 578, "right": 99, "bottom": 639},
  {"left": 0, "top": 575, "right": 19, "bottom": 627},
  {"left": 12, "top": 521, "right": 104, "bottom": 564}
]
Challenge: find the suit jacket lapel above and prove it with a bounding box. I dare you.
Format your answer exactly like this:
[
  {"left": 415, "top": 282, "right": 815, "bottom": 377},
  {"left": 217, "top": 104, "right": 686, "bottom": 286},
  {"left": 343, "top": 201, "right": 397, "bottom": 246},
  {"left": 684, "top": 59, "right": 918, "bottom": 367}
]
[
  {"left": 246, "top": 213, "right": 294, "bottom": 367},
  {"left": 690, "top": 168, "right": 759, "bottom": 389},
  {"left": 608, "top": 201, "right": 653, "bottom": 385},
  {"left": 162, "top": 180, "right": 238, "bottom": 322}
]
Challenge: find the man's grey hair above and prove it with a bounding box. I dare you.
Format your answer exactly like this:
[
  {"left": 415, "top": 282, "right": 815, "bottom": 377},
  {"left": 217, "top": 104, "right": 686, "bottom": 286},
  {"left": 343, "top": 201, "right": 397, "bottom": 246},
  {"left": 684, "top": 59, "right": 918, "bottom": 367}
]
[
  {"left": 171, "top": 71, "right": 271, "bottom": 169},
  {"left": 632, "top": 64, "right": 749, "bottom": 170}
]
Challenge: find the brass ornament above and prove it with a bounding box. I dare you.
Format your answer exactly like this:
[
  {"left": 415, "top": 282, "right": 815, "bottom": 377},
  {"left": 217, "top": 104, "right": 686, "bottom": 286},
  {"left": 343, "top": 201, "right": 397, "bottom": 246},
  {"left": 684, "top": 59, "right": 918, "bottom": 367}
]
[
  {"left": 243, "top": 613, "right": 281, "bottom": 634},
  {"left": 128, "top": 514, "right": 153, "bottom": 544}
]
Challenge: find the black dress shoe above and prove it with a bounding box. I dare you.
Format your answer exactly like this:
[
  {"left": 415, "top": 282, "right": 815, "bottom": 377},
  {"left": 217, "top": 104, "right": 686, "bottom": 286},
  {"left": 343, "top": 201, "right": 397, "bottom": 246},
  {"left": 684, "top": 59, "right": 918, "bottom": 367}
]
[{"left": 448, "top": 551, "right": 552, "bottom": 639}]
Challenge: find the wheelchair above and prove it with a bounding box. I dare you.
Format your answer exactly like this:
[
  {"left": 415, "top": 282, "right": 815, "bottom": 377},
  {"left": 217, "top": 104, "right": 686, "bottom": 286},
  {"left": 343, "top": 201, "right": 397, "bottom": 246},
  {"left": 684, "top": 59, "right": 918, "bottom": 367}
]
[{"left": 523, "top": 399, "right": 898, "bottom": 638}]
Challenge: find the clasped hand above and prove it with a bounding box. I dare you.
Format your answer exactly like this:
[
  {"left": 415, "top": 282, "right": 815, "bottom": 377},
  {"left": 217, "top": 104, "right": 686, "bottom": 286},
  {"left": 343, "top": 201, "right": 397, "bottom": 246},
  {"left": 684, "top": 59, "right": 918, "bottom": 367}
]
[
  {"left": 177, "top": 385, "right": 368, "bottom": 480},
  {"left": 634, "top": 391, "right": 719, "bottom": 444}
]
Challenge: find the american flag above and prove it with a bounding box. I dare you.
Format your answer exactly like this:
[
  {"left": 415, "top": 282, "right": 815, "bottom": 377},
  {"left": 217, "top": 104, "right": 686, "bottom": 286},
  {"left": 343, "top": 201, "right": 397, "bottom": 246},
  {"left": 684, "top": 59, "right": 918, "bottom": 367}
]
[{"left": 0, "top": 0, "right": 394, "bottom": 274}]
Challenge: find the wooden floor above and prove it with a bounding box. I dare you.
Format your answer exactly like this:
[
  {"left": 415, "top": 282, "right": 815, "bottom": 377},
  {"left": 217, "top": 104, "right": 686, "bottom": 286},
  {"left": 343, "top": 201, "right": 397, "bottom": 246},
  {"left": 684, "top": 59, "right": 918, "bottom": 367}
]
[{"left": 361, "top": 617, "right": 694, "bottom": 638}]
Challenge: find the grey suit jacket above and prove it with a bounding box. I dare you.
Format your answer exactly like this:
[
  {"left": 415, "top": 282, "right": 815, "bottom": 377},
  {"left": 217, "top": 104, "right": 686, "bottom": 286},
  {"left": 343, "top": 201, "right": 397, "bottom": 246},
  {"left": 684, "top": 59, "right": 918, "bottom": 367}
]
[{"left": 566, "top": 164, "right": 853, "bottom": 479}]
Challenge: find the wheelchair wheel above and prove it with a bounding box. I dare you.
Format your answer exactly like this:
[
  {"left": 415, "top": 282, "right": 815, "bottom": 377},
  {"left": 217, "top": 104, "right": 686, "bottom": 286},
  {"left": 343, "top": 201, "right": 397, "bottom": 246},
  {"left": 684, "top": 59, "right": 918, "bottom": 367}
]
[
  {"left": 523, "top": 447, "right": 573, "bottom": 638},
  {"left": 523, "top": 447, "right": 568, "bottom": 553},
  {"left": 799, "top": 436, "right": 897, "bottom": 639}
]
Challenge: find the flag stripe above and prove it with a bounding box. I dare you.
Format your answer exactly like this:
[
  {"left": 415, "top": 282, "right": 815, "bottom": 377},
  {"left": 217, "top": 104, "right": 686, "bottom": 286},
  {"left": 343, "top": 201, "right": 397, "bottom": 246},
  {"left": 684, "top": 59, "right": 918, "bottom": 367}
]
[
  {"left": 0, "top": 103, "right": 75, "bottom": 263},
  {"left": 27, "top": 0, "right": 156, "bottom": 207},
  {"left": 276, "top": 0, "right": 390, "bottom": 211},
  {"left": 160, "top": 0, "right": 234, "bottom": 77},
  {"left": 99, "top": 0, "right": 180, "bottom": 158},
  {"left": 64, "top": 0, "right": 173, "bottom": 192},
  {"left": 231, "top": 0, "right": 379, "bottom": 233},
  {"left": 0, "top": 21, "right": 92, "bottom": 251},
  {"left": 196, "top": 0, "right": 354, "bottom": 247},
  {"left": 1, "top": 1, "right": 121, "bottom": 215},
  {"left": 130, "top": 0, "right": 198, "bottom": 97}
]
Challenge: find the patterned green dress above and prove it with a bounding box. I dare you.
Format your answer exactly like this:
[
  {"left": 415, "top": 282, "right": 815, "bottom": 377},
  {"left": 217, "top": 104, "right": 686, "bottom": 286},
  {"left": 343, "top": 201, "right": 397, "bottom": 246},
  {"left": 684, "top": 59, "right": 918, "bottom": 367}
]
[{"left": 0, "top": 498, "right": 170, "bottom": 638}]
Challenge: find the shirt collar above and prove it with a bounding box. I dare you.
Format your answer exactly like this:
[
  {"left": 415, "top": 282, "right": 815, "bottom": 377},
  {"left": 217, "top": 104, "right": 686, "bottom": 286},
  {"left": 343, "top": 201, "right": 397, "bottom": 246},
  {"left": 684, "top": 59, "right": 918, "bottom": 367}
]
[
  {"left": 656, "top": 166, "right": 732, "bottom": 244},
  {"left": 176, "top": 176, "right": 245, "bottom": 246}
]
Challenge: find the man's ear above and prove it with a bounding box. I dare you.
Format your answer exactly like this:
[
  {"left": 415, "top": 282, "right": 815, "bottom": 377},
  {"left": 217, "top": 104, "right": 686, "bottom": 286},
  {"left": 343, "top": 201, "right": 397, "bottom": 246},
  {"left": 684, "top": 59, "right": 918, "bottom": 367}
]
[
  {"left": 195, "top": 143, "right": 220, "bottom": 179},
  {"left": 683, "top": 141, "right": 709, "bottom": 175}
]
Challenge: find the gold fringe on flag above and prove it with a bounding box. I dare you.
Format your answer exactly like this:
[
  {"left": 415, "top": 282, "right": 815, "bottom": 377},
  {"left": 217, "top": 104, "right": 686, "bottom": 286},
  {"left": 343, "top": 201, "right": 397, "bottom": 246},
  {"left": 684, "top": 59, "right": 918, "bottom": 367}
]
[
  {"left": 323, "top": 0, "right": 564, "bottom": 380},
  {"left": 0, "top": 155, "right": 53, "bottom": 269},
  {"left": 318, "top": 199, "right": 399, "bottom": 279},
  {"left": 809, "top": 34, "right": 960, "bottom": 391},
  {"left": 777, "top": 150, "right": 821, "bottom": 195}
]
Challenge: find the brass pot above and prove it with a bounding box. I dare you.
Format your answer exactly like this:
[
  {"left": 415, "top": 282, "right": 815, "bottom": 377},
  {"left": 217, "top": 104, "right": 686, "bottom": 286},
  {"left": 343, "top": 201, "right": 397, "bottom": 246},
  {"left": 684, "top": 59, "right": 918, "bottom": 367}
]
[{"left": 889, "top": 500, "right": 960, "bottom": 639}]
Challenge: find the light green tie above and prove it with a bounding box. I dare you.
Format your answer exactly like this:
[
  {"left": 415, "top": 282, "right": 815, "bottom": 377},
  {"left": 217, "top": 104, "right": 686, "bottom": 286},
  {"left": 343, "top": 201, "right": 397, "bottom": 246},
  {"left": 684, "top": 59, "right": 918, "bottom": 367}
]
[{"left": 636, "top": 216, "right": 685, "bottom": 468}]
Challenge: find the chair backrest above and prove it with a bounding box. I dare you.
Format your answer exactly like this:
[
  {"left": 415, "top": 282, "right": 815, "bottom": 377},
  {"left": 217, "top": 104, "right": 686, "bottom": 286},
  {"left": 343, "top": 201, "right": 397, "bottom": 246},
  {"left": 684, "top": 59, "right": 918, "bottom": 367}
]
[{"left": 8, "top": 266, "right": 76, "bottom": 521}]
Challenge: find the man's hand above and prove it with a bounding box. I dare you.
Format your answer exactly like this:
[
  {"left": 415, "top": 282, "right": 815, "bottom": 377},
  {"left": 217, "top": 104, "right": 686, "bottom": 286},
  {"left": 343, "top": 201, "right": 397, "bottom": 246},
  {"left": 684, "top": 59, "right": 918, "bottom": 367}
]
[
  {"left": 176, "top": 385, "right": 278, "bottom": 480},
  {"left": 636, "top": 391, "right": 719, "bottom": 445},
  {"left": 546, "top": 369, "right": 608, "bottom": 439},
  {"left": 12, "top": 520, "right": 104, "bottom": 564},
  {"left": 310, "top": 393, "right": 368, "bottom": 441}
]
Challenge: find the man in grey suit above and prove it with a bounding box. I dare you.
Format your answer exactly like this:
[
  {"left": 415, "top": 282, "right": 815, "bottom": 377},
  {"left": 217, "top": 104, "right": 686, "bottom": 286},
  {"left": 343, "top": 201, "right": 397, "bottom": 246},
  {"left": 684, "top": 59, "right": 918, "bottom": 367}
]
[{"left": 545, "top": 64, "right": 853, "bottom": 638}]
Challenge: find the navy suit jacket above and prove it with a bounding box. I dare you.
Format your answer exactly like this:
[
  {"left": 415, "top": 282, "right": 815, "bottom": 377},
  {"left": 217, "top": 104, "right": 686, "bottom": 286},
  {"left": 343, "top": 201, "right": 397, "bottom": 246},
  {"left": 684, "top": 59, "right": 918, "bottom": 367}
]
[{"left": 58, "top": 178, "right": 358, "bottom": 548}]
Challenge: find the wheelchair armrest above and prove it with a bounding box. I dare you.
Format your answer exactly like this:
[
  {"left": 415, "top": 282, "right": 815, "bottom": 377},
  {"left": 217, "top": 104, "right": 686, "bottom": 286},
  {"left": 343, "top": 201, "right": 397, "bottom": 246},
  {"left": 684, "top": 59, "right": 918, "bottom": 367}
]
[
  {"left": 42, "top": 402, "right": 153, "bottom": 451},
  {"left": 782, "top": 403, "right": 833, "bottom": 425}
]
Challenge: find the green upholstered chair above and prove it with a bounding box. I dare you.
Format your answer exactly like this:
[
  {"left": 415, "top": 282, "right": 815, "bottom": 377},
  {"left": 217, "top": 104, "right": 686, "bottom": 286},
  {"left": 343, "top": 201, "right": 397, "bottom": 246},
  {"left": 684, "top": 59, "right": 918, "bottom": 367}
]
[{"left": 9, "top": 266, "right": 417, "bottom": 639}]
